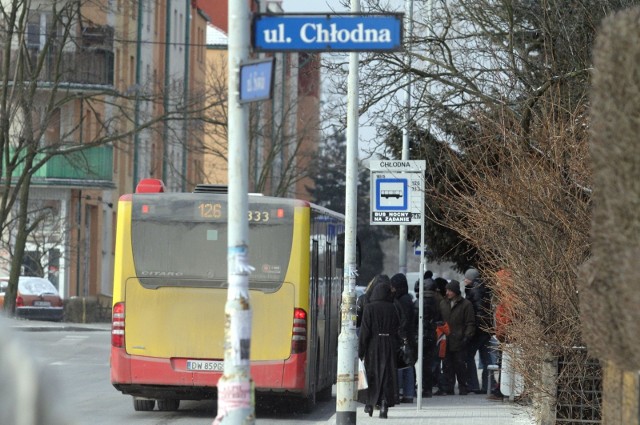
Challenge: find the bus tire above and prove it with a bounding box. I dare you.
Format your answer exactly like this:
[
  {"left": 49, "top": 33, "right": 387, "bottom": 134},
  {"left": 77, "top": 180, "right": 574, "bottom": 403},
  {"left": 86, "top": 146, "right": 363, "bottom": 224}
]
[
  {"left": 133, "top": 397, "right": 156, "bottom": 411},
  {"left": 157, "top": 399, "right": 180, "bottom": 411},
  {"left": 317, "top": 384, "right": 333, "bottom": 401},
  {"left": 301, "top": 392, "right": 316, "bottom": 414}
]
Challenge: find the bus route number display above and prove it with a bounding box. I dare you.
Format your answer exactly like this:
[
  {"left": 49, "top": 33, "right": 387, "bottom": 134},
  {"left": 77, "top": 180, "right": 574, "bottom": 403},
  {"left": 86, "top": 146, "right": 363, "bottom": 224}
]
[{"left": 196, "top": 202, "right": 283, "bottom": 223}]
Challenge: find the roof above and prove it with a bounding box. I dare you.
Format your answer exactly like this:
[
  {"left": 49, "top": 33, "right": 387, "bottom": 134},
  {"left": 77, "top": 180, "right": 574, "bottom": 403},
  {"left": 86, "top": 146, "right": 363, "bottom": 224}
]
[{"left": 206, "top": 24, "right": 228, "bottom": 46}]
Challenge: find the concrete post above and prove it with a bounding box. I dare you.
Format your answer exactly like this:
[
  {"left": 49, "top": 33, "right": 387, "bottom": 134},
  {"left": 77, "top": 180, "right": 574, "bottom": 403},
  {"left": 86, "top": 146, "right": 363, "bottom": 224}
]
[
  {"left": 214, "top": 0, "right": 254, "bottom": 423},
  {"left": 335, "top": 1, "right": 361, "bottom": 423}
]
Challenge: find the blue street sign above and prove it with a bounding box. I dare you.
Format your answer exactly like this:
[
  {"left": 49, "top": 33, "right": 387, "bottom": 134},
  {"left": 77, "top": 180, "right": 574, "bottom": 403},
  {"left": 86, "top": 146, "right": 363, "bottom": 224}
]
[
  {"left": 239, "top": 58, "right": 274, "bottom": 103},
  {"left": 253, "top": 13, "right": 403, "bottom": 52}
]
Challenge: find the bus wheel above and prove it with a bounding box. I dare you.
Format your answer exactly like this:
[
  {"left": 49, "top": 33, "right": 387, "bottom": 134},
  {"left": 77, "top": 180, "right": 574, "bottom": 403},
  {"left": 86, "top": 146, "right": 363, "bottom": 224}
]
[
  {"left": 301, "top": 391, "right": 317, "bottom": 414},
  {"left": 133, "top": 397, "right": 156, "bottom": 411},
  {"left": 157, "top": 399, "right": 180, "bottom": 411},
  {"left": 317, "top": 385, "right": 333, "bottom": 401}
]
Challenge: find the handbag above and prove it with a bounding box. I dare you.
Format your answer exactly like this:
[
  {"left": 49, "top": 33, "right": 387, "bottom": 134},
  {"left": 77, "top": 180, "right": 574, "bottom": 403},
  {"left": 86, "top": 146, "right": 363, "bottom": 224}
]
[{"left": 397, "top": 338, "right": 417, "bottom": 369}]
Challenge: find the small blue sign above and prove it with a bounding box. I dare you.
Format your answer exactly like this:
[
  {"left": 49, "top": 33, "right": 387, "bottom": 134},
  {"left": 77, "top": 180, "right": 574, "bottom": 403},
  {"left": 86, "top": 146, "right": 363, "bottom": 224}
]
[
  {"left": 376, "top": 178, "right": 408, "bottom": 210},
  {"left": 239, "top": 58, "right": 274, "bottom": 103},
  {"left": 253, "top": 13, "right": 403, "bottom": 52}
]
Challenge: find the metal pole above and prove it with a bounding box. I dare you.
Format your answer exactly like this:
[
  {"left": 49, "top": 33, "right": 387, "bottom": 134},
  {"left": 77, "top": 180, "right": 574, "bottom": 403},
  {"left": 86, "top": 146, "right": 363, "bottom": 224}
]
[
  {"left": 417, "top": 187, "right": 425, "bottom": 409},
  {"left": 336, "top": 0, "right": 360, "bottom": 423},
  {"left": 398, "top": 0, "right": 414, "bottom": 275},
  {"left": 214, "top": 0, "right": 254, "bottom": 423}
]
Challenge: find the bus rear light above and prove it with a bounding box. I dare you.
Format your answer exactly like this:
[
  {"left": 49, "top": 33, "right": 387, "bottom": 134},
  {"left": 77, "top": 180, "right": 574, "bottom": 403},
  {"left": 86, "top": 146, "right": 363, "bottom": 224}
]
[
  {"left": 112, "top": 302, "right": 125, "bottom": 348},
  {"left": 291, "top": 308, "right": 307, "bottom": 354}
]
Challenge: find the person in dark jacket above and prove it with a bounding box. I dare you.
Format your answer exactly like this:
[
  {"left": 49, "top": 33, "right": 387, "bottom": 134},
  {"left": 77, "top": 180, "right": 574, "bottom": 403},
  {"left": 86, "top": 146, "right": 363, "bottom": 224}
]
[
  {"left": 357, "top": 275, "right": 390, "bottom": 329},
  {"left": 434, "top": 277, "right": 448, "bottom": 299},
  {"left": 432, "top": 277, "right": 448, "bottom": 391},
  {"left": 436, "top": 280, "right": 475, "bottom": 396},
  {"left": 390, "top": 273, "right": 416, "bottom": 403},
  {"left": 358, "top": 281, "right": 400, "bottom": 418},
  {"left": 413, "top": 278, "right": 442, "bottom": 397},
  {"left": 463, "top": 268, "right": 496, "bottom": 393}
]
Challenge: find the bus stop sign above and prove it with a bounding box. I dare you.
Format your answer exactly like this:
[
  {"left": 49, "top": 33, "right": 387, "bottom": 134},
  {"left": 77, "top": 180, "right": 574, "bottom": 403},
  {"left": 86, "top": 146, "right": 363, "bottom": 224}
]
[{"left": 369, "top": 160, "right": 425, "bottom": 225}]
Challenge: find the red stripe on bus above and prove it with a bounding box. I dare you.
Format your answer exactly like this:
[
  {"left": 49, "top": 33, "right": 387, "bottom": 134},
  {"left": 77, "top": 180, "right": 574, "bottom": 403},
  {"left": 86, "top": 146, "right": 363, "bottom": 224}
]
[{"left": 111, "top": 347, "right": 307, "bottom": 392}]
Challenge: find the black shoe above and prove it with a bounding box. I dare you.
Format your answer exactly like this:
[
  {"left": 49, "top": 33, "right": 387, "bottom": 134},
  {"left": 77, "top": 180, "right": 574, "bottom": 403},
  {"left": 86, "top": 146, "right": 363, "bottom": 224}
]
[
  {"left": 473, "top": 389, "right": 486, "bottom": 394},
  {"left": 380, "top": 400, "right": 388, "bottom": 419},
  {"left": 423, "top": 392, "right": 432, "bottom": 398},
  {"left": 434, "top": 390, "right": 451, "bottom": 396},
  {"left": 459, "top": 390, "right": 468, "bottom": 395},
  {"left": 364, "top": 404, "right": 373, "bottom": 417},
  {"left": 400, "top": 396, "right": 413, "bottom": 403}
]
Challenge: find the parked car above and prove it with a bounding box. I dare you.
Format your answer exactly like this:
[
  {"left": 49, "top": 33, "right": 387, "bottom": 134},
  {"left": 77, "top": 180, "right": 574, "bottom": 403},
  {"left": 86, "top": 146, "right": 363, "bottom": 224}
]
[{"left": 0, "top": 276, "right": 64, "bottom": 321}]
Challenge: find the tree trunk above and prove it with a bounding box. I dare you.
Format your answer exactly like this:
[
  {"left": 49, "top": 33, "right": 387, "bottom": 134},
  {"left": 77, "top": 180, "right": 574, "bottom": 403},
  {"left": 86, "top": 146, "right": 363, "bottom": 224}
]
[
  {"left": 5, "top": 172, "right": 33, "bottom": 315},
  {"left": 536, "top": 352, "right": 558, "bottom": 425}
]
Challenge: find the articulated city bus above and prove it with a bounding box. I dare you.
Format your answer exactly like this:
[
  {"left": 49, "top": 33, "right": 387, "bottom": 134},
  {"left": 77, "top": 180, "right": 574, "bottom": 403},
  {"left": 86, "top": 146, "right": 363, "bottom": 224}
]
[{"left": 110, "top": 179, "right": 345, "bottom": 412}]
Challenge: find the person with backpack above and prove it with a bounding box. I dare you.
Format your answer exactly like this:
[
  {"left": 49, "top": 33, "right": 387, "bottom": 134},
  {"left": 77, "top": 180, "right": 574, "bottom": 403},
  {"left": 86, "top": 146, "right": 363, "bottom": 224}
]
[
  {"left": 464, "top": 268, "right": 497, "bottom": 394},
  {"left": 414, "top": 277, "right": 442, "bottom": 397}
]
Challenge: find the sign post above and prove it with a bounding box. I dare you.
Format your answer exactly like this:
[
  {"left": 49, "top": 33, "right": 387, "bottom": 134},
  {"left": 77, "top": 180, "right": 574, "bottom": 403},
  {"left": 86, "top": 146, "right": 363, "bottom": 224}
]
[
  {"left": 370, "top": 160, "right": 426, "bottom": 409},
  {"left": 250, "top": 10, "right": 404, "bottom": 424}
]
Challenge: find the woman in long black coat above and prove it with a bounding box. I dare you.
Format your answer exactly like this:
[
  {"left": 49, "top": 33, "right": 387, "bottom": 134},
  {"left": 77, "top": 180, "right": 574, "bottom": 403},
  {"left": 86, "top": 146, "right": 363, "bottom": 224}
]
[{"left": 358, "top": 281, "right": 400, "bottom": 418}]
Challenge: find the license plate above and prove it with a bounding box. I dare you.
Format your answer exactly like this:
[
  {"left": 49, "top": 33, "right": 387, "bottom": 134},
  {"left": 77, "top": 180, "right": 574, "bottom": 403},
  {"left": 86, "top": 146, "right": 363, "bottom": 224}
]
[
  {"left": 186, "top": 360, "right": 224, "bottom": 372},
  {"left": 33, "top": 301, "right": 51, "bottom": 307}
]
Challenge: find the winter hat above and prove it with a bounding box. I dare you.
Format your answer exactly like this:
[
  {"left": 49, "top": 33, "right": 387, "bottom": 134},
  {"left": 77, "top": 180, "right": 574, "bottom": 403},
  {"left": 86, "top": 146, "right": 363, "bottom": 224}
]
[
  {"left": 390, "top": 273, "right": 409, "bottom": 296},
  {"left": 464, "top": 268, "right": 480, "bottom": 281},
  {"left": 445, "top": 280, "right": 461, "bottom": 295}
]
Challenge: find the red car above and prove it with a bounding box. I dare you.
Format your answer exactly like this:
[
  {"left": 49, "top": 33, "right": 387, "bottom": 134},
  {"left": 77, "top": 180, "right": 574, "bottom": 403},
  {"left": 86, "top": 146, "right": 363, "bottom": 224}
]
[{"left": 0, "top": 276, "right": 64, "bottom": 321}]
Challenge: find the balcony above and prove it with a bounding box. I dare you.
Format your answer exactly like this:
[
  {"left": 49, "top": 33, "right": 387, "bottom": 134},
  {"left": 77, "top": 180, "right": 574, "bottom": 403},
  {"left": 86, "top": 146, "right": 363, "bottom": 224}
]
[
  {"left": 0, "top": 25, "right": 115, "bottom": 88},
  {"left": 30, "top": 49, "right": 115, "bottom": 88},
  {"left": 8, "top": 145, "right": 114, "bottom": 188}
]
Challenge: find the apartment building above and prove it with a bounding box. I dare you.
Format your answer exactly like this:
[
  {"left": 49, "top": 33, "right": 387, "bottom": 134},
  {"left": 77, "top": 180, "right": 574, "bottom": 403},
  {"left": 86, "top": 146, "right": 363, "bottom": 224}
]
[{"left": 0, "top": 1, "right": 208, "bottom": 300}]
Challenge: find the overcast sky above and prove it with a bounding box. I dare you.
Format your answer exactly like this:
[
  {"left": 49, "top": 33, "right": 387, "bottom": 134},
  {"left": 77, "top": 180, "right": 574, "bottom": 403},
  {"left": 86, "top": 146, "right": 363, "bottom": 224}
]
[
  {"left": 281, "top": 0, "right": 345, "bottom": 13},
  {"left": 278, "top": 0, "right": 388, "bottom": 157}
]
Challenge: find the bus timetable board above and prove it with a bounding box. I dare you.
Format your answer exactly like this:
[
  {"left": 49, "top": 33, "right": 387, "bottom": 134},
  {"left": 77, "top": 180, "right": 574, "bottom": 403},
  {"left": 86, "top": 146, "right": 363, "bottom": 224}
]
[{"left": 369, "top": 160, "right": 425, "bottom": 225}]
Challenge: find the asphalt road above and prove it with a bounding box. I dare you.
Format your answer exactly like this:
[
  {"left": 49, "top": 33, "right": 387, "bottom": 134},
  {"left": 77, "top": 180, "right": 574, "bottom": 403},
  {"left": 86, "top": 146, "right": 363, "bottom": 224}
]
[{"left": 14, "top": 329, "right": 336, "bottom": 425}]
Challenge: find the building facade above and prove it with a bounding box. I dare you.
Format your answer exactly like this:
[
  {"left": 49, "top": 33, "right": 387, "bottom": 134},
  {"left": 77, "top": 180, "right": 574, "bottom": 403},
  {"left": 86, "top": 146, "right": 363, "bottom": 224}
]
[
  {"left": 202, "top": 0, "right": 321, "bottom": 200},
  {"left": 0, "top": 0, "right": 208, "bottom": 300}
]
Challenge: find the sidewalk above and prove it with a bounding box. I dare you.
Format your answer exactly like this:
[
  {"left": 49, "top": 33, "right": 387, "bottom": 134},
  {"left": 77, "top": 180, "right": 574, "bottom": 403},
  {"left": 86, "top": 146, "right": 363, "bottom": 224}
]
[
  {"left": 328, "top": 393, "right": 536, "bottom": 425},
  {"left": 6, "top": 317, "right": 110, "bottom": 332}
]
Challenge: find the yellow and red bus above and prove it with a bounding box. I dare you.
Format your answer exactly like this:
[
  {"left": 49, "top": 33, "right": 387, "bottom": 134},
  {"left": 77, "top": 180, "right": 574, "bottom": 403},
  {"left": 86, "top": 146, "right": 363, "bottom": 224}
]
[{"left": 110, "top": 180, "right": 345, "bottom": 412}]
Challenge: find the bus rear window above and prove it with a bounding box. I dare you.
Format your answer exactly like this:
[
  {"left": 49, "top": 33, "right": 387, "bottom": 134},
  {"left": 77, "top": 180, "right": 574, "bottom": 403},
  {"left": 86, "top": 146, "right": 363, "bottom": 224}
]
[{"left": 130, "top": 194, "right": 295, "bottom": 291}]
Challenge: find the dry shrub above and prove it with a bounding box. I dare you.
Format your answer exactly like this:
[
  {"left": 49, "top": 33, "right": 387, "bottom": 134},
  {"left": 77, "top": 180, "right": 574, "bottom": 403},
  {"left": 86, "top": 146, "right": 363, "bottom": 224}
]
[
  {"left": 434, "top": 88, "right": 593, "bottom": 415},
  {"left": 586, "top": 5, "right": 640, "bottom": 372}
]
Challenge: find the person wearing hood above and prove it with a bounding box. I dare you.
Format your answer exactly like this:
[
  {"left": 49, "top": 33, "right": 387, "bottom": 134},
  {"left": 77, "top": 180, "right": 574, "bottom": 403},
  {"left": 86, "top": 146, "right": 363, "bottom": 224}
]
[
  {"left": 390, "top": 273, "right": 417, "bottom": 404},
  {"left": 436, "top": 280, "right": 475, "bottom": 396},
  {"left": 357, "top": 275, "right": 390, "bottom": 329},
  {"left": 414, "top": 277, "right": 442, "bottom": 397},
  {"left": 358, "top": 280, "right": 400, "bottom": 418}
]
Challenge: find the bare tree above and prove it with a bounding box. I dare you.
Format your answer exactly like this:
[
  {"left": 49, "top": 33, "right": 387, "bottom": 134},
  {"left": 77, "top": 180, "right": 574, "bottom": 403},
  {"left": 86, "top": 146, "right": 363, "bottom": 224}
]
[
  {"left": 323, "top": 0, "right": 639, "bottom": 422},
  {"left": 201, "top": 52, "right": 321, "bottom": 199},
  {"left": 0, "top": 0, "right": 214, "bottom": 313}
]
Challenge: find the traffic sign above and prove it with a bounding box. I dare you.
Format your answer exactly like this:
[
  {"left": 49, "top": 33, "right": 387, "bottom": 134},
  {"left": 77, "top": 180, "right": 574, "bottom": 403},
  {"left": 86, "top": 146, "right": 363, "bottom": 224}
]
[
  {"left": 253, "top": 13, "right": 403, "bottom": 52},
  {"left": 239, "top": 58, "right": 274, "bottom": 103},
  {"left": 370, "top": 160, "right": 425, "bottom": 225}
]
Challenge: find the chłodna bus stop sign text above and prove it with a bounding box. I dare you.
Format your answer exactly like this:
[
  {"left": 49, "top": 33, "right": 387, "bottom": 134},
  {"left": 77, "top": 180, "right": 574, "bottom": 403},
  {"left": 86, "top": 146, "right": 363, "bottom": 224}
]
[{"left": 253, "top": 13, "right": 403, "bottom": 52}]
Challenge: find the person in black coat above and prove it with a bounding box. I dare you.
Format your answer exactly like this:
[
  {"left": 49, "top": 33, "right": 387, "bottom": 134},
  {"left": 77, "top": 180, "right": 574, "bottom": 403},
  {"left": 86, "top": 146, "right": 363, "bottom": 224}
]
[
  {"left": 357, "top": 275, "right": 390, "bottom": 329},
  {"left": 390, "top": 273, "right": 416, "bottom": 403},
  {"left": 463, "top": 268, "right": 496, "bottom": 393},
  {"left": 358, "top": 281, "right": 400, "bottom": 418},
  {"left": 414, "top": 278, "right": 442, "bottom": 397}
]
